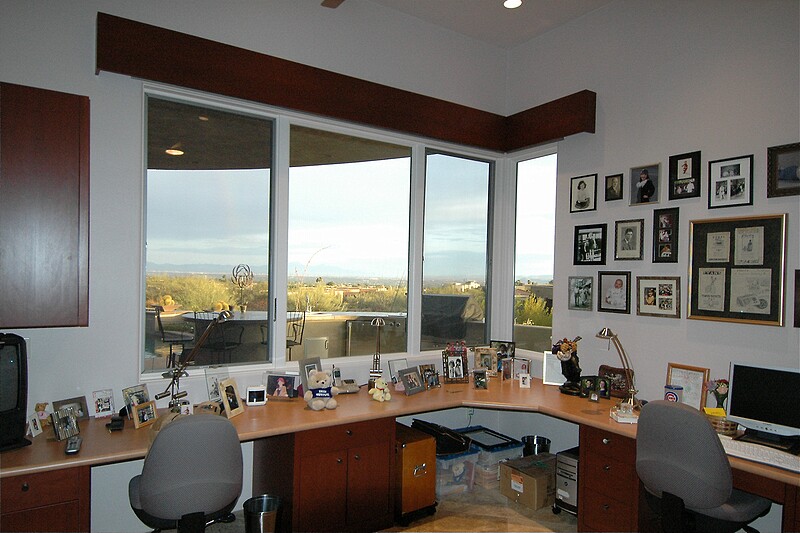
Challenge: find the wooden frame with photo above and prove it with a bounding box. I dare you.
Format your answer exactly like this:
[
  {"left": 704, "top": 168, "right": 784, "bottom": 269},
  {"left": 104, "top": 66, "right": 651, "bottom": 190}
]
[
  {"left": 708, "top": 154, "right": 753, "bottom": 209},
  {"left": 668, "top": 150, "right": 701, "bottom": 200},
  {"left": 441, "top": 350, "right": 469, "bottom": 384},
  {"left": 653, "top": 207, "right": 679, "bottom": 263},
  {"left": 297, "top": 356, "right": 322, "bottom": 394},
  {"left": 688, "top": 214, "right": 786, "bottom": 326},
  {"left": 473, "top": 347, "right": 498, "bottom": 376},
  {"left": 630, "top": 163, "right": 660, "bottom": 205},
  {"left": 598, "top": 365, "right": 634, "bottom": 399},
  {"left": 264, "top": 372, "right": 299, "bottom": 399},
  {"left": 605, "top": 173, "right": 624, "bottom": 201},
  {"left": 567, "top": 276, "right": 593, "bottom": 311},
  {"left": 132, "top": 400, "right": 158, "bottom": 429},
  {"left": 570, "top": 173, "right": 597, "bottom": 213},
  {"left": 219, "top": 377, "right": 244, "bottom": 418},
  {"left": 637, "top": 276, "right": 680, "bottom": 319},
  {"left": 573, "top": 223, "right": 607, "bottom": 265},
  {"left": 597, "top": 271, "right": 631, "bottom": 314},
  {"left": 666, "top": 363, "right": 710, "bottom": 411},
  {"left": 398, "top": 367, "right": 425, "bottom": 395},
  {"left": 767, "top": 142, "right": 800, "bottom": 198},
  {"left": 121, "top": 384, "right": 150, "bottom": 420},
  {"left": 614, "top": 219, "right": 644, "bottom": 260},
  {"left": 388, "top": 358, "right": 408, "bottom": 383}
]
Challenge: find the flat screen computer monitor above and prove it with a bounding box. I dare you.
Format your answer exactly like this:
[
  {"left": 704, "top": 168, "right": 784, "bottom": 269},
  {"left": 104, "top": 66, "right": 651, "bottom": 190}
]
[
  {"left": 727, "top": 362, "right": 800, "bottom": 440},
  {"left": 0, "top": 333, "right": 30, "bottom": 451}
]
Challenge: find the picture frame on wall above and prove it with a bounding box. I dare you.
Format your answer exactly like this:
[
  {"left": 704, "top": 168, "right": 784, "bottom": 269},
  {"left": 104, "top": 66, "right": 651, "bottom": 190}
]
[
  {"left": 767, "top": 142, "right": 800, "bottom": 198},
  {"left": 573, "top": 223, "right": 607, "bottom": 265},
  {"left": 614, "top": 219, "right": 644, "bottom": 260},
  {"left": 570, "top": 174, "right": 597, "bottom": 213},
  {"left": 636, "top": 276, "right": 680, "bottom": 319},
  {"left": 666, "top": 363, "right": 710, "bottom": 410},
  {"left": 598, "top": 271, "right": 631, "bottom": 314},
  {"left": 605, "top": 173, "right": 624, "bottom": 201},
  {"left": 567, "top": 276, "right": 593, "bottom": 311},
  {"left": 668, "top": 151, "right": 701, "bottom": 200},
  {"left": 653, "top": 207, "right": 679, "bottom": 263},
  {"left": 708, "top": 155, "right": 753, "bottom": 209},
  {"left": 630, "top": 164, "right": 660, "bottom": 205}
]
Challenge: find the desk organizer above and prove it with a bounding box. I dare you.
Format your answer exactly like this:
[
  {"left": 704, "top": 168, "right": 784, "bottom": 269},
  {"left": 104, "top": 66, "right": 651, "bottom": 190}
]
[{"left": 705, "top": 413, "right": 738, "bottom": 436}]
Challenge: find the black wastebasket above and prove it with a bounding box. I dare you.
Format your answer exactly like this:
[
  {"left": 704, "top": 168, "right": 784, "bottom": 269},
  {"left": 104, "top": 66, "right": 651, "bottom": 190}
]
[
  {"left": 522, "top": 435, "right": 551, "bottom": 456},
  {"left": 244, "top": 495, "right": 281, "bottom": 533}
]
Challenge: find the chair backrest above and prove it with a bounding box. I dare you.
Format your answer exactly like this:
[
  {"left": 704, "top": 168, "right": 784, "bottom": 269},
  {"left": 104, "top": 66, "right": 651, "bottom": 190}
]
[
  {"left": 138, "top": 414, "right": 243, "bottom": 520},
  {"left": 636, "top": 400, "right": 732, "bottom": 510},
  {"left": 288, "top": 310, "right": 306, "bottom": 344},
  {"left": 154, "top": 305, "right": 167, "bottom": 340}
]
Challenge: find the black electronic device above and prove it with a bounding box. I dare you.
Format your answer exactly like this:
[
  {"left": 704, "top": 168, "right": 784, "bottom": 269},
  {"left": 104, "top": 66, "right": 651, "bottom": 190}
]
[
  {"left": 0, "top": 333, "right": 31, "bottom": 452},
  {"left": 106, "top": 416, "right": 125, "bottom": 431},
  {"left": 65, "top": 435, "right": 82, "bottom": 455}
]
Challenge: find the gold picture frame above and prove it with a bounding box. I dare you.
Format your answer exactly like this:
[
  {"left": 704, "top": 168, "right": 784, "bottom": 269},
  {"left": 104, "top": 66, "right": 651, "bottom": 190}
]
[
  {"left": 220, "top": 378, "right": 245, "bottom": 418},
  {"left": 666, "top": 363, "right": 710, "bottom": 411},
  {"left": 473, "top": 347, "right": 498, "bottom": 376},
  {"left": 132, "top": 400, "right": 158, "bottom": 429}
]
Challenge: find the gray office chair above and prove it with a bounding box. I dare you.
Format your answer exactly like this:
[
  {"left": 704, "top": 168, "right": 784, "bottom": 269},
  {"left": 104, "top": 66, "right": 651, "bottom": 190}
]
[
  {"left": 636, "top": 401, "right": 771, "bottom": 533},
  {"left": 129, "top": 414, "right": 243, "bottom": 533}
]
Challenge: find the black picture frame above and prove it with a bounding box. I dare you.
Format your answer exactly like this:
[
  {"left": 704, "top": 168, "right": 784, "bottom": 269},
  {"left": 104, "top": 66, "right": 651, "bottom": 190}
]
[
  {"left": 573, "top": 223, "right": 607, "bottom": 265},
  {"left": 570, "top": 173, "right": 597, "bottom": 213},
  {"left": 767, "top": 142, "right": 800, "bottom": 198},
  {"left": 708, "top": 155, "right": 754, "bottom": 209},
  {"left": 604, "top": 173, "right": 624, "bottom": 201},
  {"left": 614, "top": 219, "right": 644, "bottom": 261},
  {"left": 653, "top": 207, "right": 679, "bottom": 263},
  {"left": 794, "top": 270, "right": 799, "bottom": 328},
  {"left": 688, "top": 214, "right": 786, "bottom": 325},
  {"left": 567, "top": 276, "right": 593, "bottom": 311},
  {"left": 630, "top": 163, "right": 660, "bottom": 205},
  {"left": 598, "top": 271, "right": 631, "bottom": 314},
  {"left": 398, "top": 367, "right": 425, "bottom": 396},
  {"left": 668, "top": 151, "right": 701, "bottom": 200}
]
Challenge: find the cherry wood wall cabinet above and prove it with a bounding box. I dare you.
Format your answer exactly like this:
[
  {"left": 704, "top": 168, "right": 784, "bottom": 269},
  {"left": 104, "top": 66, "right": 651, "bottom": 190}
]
[{"left": 0, "top": 82, "right": 89, "bottom": 328}]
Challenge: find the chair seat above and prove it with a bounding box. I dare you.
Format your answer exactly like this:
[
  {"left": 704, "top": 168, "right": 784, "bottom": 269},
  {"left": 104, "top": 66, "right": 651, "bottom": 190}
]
[{"left": 689, "top": 488, "right": 771, "bottom": 524}]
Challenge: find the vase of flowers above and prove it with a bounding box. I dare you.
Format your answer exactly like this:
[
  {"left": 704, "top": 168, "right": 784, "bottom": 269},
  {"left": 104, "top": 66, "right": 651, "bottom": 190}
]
[{"left": 705, "top": 378, "right": 729, "bottom": 409}]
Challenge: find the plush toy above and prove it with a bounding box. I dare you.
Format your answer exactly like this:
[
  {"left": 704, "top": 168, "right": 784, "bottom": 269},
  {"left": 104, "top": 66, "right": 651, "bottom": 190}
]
[
  {"left": 368, "top": 377, "right": 392, "bottom": 402},
  {"left": 35, "top": 402, "right": 51, "bottom": 426},
  {"left": 303, "top": 369, "right": 339, "bottom": 410}
]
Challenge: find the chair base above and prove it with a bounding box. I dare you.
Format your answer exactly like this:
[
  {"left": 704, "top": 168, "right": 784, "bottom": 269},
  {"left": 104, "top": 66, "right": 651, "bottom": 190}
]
[{"left": 645, "top": 491, "right": 766, "bottom": 533}]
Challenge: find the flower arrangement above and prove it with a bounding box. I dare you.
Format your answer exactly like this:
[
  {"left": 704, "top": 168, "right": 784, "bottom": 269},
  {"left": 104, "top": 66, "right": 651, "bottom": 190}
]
[{"left": 705, "top": 378, "right": 729, "bottom": 409}]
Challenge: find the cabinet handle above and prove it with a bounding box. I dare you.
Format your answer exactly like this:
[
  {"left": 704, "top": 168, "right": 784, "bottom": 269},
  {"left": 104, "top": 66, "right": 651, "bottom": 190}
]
[
  {"left": 603, "top": 464, "right": 611, "bottom": 472},
  {"left": 602, "top": 438, "right": 610, "bottom": 445},
  {"left": 353, "top": 454, "right": 360, "bottom": 461},
  {"left": 345, "top": 430, "right": 353, "bottom": 436},
  {"left": 413, "top": 463, "right": 427, "bottom": 477},
  {"left": 21, "top": 482, "right": 29, "bottom": 492},
  {"left": 603, "top": 504, "right": 610, "bottom": 511},
  {"left": 336, "top": 458, "right": 343, "bottom": 464}
]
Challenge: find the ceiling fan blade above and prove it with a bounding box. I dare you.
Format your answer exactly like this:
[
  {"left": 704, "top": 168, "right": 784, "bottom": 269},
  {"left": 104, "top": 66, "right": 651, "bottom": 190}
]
[{"left": 321, "top": 0, "right": 345, "bottom": 8}]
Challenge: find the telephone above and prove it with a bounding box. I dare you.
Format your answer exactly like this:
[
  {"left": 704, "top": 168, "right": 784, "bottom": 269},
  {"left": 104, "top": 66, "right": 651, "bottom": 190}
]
[{"left": 332, "top": 366, "right": 360, "bottom": 394}]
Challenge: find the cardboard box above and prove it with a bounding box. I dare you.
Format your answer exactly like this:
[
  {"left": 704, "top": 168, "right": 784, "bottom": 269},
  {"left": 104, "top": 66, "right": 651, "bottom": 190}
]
[{"left": 499, "top": 454, "right": 557, "bottom": 510}]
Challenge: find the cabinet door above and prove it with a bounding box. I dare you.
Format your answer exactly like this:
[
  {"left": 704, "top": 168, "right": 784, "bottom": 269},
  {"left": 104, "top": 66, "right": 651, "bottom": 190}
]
[
  {"left": 347, "top": 441, "right": 393, "bottom": 532},
  {"left": 296, "top": 450, "right": 348, "bottom": 532}
]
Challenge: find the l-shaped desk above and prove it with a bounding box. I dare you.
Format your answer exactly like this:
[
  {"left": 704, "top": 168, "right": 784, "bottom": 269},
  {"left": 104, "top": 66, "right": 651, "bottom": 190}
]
[{"left": 2, "top": 378, "right": 798, "bottom": 532}]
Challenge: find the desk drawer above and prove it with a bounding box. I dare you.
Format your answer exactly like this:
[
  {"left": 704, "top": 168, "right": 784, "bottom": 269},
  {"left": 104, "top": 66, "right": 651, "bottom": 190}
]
[
  {"left": 1, "top": 469, "right": 80, "bottom": 513},
  {"left": 582, "top": 425, "right": 635, "bottom": 460},
  {"left": 582, "top": 451, "right": 635, "bottom": 493},
  {"left": 296, "top": 417, "right": 394, "bottom": 456},
  {"left": 581, "top": 492, "right": 635, "bottom": 532}
]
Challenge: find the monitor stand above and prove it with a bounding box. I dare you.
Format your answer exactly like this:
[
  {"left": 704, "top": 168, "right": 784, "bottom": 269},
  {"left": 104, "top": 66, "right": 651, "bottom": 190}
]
[{"left": 736, "top": 429, "right": 800, "bottom": 455}]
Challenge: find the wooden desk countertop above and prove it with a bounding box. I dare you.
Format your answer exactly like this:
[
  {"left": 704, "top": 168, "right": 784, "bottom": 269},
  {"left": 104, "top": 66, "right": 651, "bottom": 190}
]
[{"left": 2, "top": 377, "right": 797, "bottom": 488}]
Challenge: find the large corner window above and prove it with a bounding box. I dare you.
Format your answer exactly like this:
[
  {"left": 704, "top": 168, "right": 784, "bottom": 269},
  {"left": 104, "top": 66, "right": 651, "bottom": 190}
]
[
  {"left": 513, "top": 153, "right": 556, "bottom": 351},
  {"left": 144, "top": 95, "right": 272, "bottom": 373},
  {"left": 286, "top": 125, "right": 411, "bottom": 361},
  {"left": 421, "top": 150, "right": 492, "bottom": 351}
]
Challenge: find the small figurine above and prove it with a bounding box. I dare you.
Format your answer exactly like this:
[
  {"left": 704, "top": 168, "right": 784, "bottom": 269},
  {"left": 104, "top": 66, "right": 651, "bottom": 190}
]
[
  {"left": 35, "top": 402, "right": 51, "bottom": 426},
  {"left": 368, "top": 377, "right": 392, "bottom": 402},
  {"left": 554, "top": 337, "right": 582, "bottom": 396}
]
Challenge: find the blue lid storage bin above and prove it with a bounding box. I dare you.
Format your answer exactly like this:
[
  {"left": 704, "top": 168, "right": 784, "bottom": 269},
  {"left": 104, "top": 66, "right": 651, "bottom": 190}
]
[{"left": 435, "top": 444, "right": 479, "bottom": 498}]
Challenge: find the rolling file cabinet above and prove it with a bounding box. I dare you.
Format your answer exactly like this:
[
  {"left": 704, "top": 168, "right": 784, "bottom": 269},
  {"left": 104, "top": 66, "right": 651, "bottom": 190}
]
[{"left": 395, "top": 423, "right": 437, "bottom": 525}]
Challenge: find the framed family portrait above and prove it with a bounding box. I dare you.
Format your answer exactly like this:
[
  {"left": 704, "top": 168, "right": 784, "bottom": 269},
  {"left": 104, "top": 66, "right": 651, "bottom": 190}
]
[
  {"left": 573, "top": 223, "right": 607, "bottom": 265},
  {"left": 668, "top": 151, "right": 701, "bottom": 200},
  {"left": 442, "top": 349, "right": 469, "bottom": 384},
  {"left": 598, "top": 271, "right": 631, "bottom": 314},
  {"left": 398, "top": 367, "right": 425, "bottom": 396},
  {"left": 637, "top": 276, "right": 680, "bottom": 319},
  {"left": 490, "top": 340, "right": 515, "bottom": 361},
  {"left": 767, "top": 142, "right": 800, "bottom": 197},
  {"left": 653, "top": 207, "right": 679, "bottom": 263},
  {"left": 219, "top": 378, "right": 244, "bottom": 418},
  {"left": 688, "top": 214, "right": 786, "bottom": 325},
  {"left": 630, "top": 164, "right": 660, "bottom": 205},
  {"left": 418, "top": 364, "right": 440, "bottom": 389},
  {"left": 614, "top": 219, "right": 644, "bottom": 260},
  {"left": 708, "top": 155, "right": 753, "bottom": 209},
  {"left": 567, "top": 276, "right": 593, "bottom": 311},
  {"left": 570, "top": 174, "right": 597, "bottom": 213},
  {"left": 666, "top": 363, "right": 710, "bottom": 411},
  {"left": 605, "top": 173, "right": 624, "bottom": 201}
]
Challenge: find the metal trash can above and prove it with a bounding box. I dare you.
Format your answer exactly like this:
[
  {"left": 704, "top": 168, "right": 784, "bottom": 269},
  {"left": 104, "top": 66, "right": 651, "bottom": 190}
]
[
  {"left": 522, "top": 435, "right": 551, "bottom": 456},
  {"left": 244, "top": 495, "right": 281, "bottom": 533}
]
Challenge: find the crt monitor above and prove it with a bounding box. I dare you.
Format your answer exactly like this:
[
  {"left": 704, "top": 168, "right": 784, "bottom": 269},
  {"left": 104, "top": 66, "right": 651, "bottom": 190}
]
[
  {"left": 727, "top": 361, "right": 800, "bottom": 440},
  {"left": 0, "top": 333, "right": 30, "bottom": 451}
]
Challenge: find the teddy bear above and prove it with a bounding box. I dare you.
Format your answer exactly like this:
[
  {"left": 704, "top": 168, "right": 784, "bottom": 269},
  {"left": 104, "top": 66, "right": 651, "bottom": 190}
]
[
  {"left": 303, "top": 369, "right": 339, "bottom": 410},
  {"left": 35, "top": 402, "right": 51, "bottom": 426},
  {"left": 368, "top": 377, "right": 392, "bottom": 402}
]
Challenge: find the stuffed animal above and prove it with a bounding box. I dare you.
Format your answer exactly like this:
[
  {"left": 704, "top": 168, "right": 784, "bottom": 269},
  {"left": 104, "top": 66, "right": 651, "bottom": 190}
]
[
  {"left": 303, "top": 369, "right": 339, "bottom": 410},
  {"left": 35, "top": 402, "right": 51, "bottom": 426},
  {"left": 368, "top": 377, "right": 392, "bottom": 402}
]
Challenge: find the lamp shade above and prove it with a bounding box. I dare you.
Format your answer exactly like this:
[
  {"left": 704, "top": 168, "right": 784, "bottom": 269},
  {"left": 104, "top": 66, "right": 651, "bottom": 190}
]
[{"left": 596, "top": 327, "right": 615, "bottom": 339}]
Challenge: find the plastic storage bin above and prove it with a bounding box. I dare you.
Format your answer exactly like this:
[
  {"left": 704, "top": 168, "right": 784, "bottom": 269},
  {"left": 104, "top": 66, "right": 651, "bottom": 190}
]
[{"left": 435, "top": 445, "right": 479, "bottom": 497}]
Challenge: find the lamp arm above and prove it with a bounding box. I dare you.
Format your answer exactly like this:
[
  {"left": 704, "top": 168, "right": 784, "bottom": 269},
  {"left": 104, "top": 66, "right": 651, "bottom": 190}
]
[{"left": 611, "top": 336, "right": 635, "bottom": 388}]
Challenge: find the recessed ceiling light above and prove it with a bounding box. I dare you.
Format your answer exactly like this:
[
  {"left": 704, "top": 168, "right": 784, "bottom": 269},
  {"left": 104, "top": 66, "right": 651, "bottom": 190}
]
[{"left": 503, "top": 0, "right": 522, "bottom": 8}]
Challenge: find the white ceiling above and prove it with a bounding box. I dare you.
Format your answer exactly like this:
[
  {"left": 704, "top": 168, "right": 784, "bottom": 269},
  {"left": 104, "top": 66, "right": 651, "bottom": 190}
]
[{"left": 366, "top": 0, "right": 613, "bottom": 49}]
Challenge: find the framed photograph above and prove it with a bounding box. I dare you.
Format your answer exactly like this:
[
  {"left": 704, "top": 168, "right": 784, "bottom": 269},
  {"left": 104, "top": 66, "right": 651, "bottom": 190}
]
[
  {"left": 666, "top": 363, "right": 710, "bottom": 411},
  {"left": 688, "top": 214, "right": 786, "bottom": 325},
  {"left": 297, "top": 356, "right": 322, "bottom": 394},
  {"left": 614, "top": 219, "right": 644, "bottom": 260},
  {"left": 637, "top": 276, "right": 681, "bottom": 319},
  {"left": 92, "top": 389, "right": 115, "bottom": 418},
  {"left": 598, "top": 365, "right": 634, "bottom": 399},
  {"left": 27, "top": 413, "right": 43, "bottom": 437},
  {"left": 418, "top": 364, "right": 438, "bottom": 389},
  {"left": 388, "top": 358, "right": 408, "bottom": 384},
  {"left": 473, "top": 347, "right": 498, "bottom": 376},
  {"left": 668, "top": 151, "right": 701, "bottom": 200},
  {"left": 264, "top": 372, "right": 299, "bottom": 399},
  {"left": 500, "top": 357, "right": 512, "bottom": 380},
  {"left": 398, "top": 367, "right": 425, "bottom": 396},
  {"left": 473, "top": 368, "right": 489, "bottom": 390},
  {"left": 490, "top": 340, "right": 515, "bottom": 368},
  {"left": 51, "top": 408, "right": 80, "bottom": 441},
  {"left": 597, "top": 377, "right": 611, "bottom": 399},
  {"left": 767, "top": 142, "right": 799, "bottom": 197},
  {"left": 570, "top": 173, "right": 597, "bottom": 212},
  {"left": 580, "top": 375, "right": 598, "bottom": 398},
  {"left": 573, "top": 223, "right": 607, "bottom": 265},
  {"left": 519, "top": 373, "right": 531, "bottom": 389},
  {"left": 514, "top": 357, "right": 531, "bottom": 379},
  {"left": 605, "top": 173, "right": 624, "bottom": 201},
  {"left": 219, "top": 378, "right": 244, "bottom": 418},
  {"left": 122, "top": 384, "right": 150, "bottom": 419},
  {"left": 567, "top": 276, "right": 593, "bottom": 311},
  {"left": 630, "top": 164, "right": 660, "bottom": 205},
  {"left": 653, "top": 207, "right": 679, "bottom": 263},
  {"left": 53, "top": 396, "right": 89, "bottom": 422},
  {"left": 708, "top": 155, "right": 753, "bottom": 209},
  {"left": 542, "top": 351, "right": 563, "bottom": 386},
  {"left": 598, "top": 271, "right": 631, "bottom": 314},
  {"left": 132, "top": 400, "right": 158, "bottom": 429},
  {"left": 205, "top": 367, "right": 229, "bottom": 402},
  {"left": 442, "top": 350, "right": 468, "bottom": 384}
]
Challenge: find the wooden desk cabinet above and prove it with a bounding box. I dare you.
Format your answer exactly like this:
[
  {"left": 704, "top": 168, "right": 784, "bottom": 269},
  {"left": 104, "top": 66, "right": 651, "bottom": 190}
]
[
  {"left": 0, "top": 466, "right": 90, "bottom": 532},
  {"left": 577, "top": 424, "right": 639, "bottom": 533},
  {"left": 395, "top": 423, "right": 437, "bottom": 522},
  {"left": 254, "top": 417, "right": 395, "bottom": 533}
]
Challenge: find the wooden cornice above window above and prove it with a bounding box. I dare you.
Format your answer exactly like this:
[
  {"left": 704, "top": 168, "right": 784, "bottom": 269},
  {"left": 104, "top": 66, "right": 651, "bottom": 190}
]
[{"left": 96, "top": 12, "right": 595, "bottom": 153}]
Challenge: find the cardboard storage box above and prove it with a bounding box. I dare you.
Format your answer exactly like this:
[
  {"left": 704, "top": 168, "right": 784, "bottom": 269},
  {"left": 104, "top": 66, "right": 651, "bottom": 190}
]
[{"left": 499, "top": 454, "right": 557, "bottom": 510}]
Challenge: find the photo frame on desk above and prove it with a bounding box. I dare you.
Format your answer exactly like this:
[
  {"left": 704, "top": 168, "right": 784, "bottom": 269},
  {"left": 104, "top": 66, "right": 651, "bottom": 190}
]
[
  {"left": 442, "top": 350, "right": 468, "bottom": 384},
  {"left": 388, "top": 358, "right": 408, "bottom": 384},
  {"left": 121, "top": 384, "right": 150, "bottom": 420},
  {"left": 53, "top": 396, "right": 89, "bottom": 421},
  {"left": 398, "top": 367, "right": 425, "bottom": 396},
  {"left": 666, "top": 363, "right": 710, "bottom": 411},
  {"left": 132, "top": 400, "right": 158, "bottom": 429},
  {"left": 264, "top": 372, "right": 299, "bottom": 399},
  {"left": 297, "top": 356, "right": 322, "bottom": 394},
  {"left": 473, "top": 347, "right": 498, "bottom": 376},
  {"left": 542, "top": 351, "right": 564, "bottom": 386},
  {"left": 205, "top": 367, "right": 229, "bottom": 402},
  {"left": 220, "top": 378, "right": 244, "bottom": 419}
]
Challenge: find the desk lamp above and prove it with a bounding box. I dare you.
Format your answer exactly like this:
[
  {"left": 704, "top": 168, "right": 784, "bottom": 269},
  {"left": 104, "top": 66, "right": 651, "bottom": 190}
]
[
  {"left": 156, "top": 310, "right": 232, "bottom": 411},
  {"left": 596, "top": 327, "right": 641, "bottom": 423}
]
